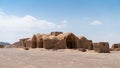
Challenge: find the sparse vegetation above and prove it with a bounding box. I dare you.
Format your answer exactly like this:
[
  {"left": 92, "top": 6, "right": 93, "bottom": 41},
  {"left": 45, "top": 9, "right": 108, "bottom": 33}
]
[{"left": 24, "top": 47, "right": 30, "bottom": 50}]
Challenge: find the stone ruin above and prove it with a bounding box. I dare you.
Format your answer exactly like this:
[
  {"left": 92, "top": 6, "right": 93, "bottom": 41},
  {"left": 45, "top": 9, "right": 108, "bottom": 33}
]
[
  {"left": 7, "top": 32, "right": 112, "bottom": 53},
  {"left": 111, "top": 43, "right": 120, "bottom": 51},
  {"left": 0, "top": 45, "right": 4, "bottom": 48},
  {"left": 93, "top": 42, "right": 110, "bottom": 53}
]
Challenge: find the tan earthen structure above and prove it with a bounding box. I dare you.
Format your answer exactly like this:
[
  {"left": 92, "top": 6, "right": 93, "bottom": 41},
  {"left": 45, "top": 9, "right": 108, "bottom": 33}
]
[
  {"left": 88, "top": 40, "right": 93, "bottom": 50},
  {"left": 111, "top": 43, "right": 120, "bottom": 51},
  {"left": 93, "top": 42, "right": 110, "bottom": 53},
  {"left": 9, "top": 32, "right": 111, "bottom": 53},
  {"left": 54, "top": 33, "right": 80, "bottom": 49},
  {"left": 51, "top": 32, "right": 63, "bottom": 36},
  {"left": 25, "top": 38, "right": 32, "bottom": 48},
  {"left": 20, "top": 38, "right": 30, "bottom": 47},
  {"left": 0, "top": 45, "right": 4, "bottom": 48},
  {"left": 78, "top": 36, "right": 93, "bottom": 49}
]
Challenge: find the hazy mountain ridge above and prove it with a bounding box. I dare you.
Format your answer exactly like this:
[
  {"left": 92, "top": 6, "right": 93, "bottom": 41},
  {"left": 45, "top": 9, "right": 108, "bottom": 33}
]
[{"left": 0, "top": 42, "right": 10, "bottom": 45}]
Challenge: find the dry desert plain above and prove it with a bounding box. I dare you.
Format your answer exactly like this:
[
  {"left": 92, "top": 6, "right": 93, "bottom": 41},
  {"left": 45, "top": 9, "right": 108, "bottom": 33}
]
[{"left": 0, "top": 48, "right": 120, "bottom": 68}]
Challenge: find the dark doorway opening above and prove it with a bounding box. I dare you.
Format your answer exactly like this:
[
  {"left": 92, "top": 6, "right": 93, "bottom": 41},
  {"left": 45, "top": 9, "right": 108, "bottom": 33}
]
[{"left": 66, "top": 35, "right": 76, "bottom": 49}]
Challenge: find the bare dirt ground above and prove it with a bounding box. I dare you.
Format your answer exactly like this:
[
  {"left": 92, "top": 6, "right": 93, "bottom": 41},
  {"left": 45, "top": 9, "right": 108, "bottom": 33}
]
[{"left": 0, "top": 48, "right": 120, "bottom": 68}]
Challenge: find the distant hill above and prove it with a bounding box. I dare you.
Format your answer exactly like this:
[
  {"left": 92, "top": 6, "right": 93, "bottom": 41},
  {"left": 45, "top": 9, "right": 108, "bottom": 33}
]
[
  {"left": 0, "top": 42, "right": 10, "bottom": 45},
  {"left": 5, "top": 41, "right": 21, "bottom": 48}
]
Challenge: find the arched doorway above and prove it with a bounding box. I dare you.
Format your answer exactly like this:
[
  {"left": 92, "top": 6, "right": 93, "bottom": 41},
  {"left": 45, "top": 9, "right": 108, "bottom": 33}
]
[
  {"left": 32, "top": 35, "right": 37, "bottom": 48},
  {"left": 66, "top": 34, "right": 77, "bottom": 49},
  {"left": 37, "top": 38, "right": 43, "bottom": 48}
]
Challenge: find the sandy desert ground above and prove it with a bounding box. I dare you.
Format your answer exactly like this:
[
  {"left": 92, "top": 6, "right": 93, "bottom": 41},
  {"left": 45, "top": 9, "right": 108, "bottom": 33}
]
[{"left": 0, "top": 48, "right": 120, "bottom": 68}]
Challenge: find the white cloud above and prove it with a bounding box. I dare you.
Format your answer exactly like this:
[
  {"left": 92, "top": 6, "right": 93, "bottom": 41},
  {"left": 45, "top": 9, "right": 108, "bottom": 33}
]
[
  {"left": 0, "top": 13, "right": 67, "bottom": 29},
  {"left": 0, "top": 11, "right": 67, "bottom": 43},
  {"left": 90, "top": 20, "right": 102, "bottom": 25},
  {"left": 63, "top": 20, "right": 68, "bottom": 23}
]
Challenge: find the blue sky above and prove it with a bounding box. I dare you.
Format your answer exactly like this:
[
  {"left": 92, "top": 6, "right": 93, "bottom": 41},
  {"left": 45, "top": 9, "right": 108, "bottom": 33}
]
[{"left": 0, "top": 0, "right": 120, "bottom": 46}]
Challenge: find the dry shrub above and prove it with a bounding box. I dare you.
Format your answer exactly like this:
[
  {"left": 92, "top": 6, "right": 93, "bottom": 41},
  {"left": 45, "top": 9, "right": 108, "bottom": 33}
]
[
  {"left": 78, "top": 48, "right": 86, "bottom": 52},
  {"left": 52, "top": 48, "right": 58, "bottom": 51},
  {"left": 24, "top": 47, "right": 30, "bottom": 50}
]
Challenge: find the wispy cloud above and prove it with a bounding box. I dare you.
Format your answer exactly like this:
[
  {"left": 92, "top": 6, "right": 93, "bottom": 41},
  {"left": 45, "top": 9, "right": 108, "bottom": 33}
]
[
  {"left": 83, "top": 17, "right": 102, "bottom": 26},
  {"left": 63, "top": 20, "right": 68, "bottom": 23},
  {"left": 0, "top": 11, "right": 67, "bottom": 43},
  {"left": 0, "top": 12, "right": 67, "bottom": 29},
  {"left": 90, "top": 20, "right": 102, "bottom": 25}
]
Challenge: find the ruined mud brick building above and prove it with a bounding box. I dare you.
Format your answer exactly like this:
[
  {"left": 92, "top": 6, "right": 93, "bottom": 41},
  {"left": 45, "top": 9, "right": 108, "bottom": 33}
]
[{"left": 11, "top": 32, "right": 110, "bottom": 53}]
